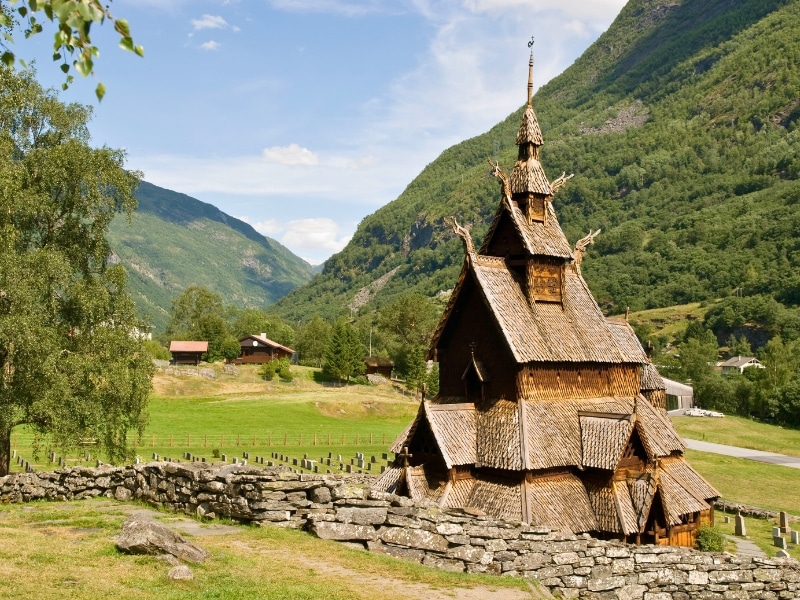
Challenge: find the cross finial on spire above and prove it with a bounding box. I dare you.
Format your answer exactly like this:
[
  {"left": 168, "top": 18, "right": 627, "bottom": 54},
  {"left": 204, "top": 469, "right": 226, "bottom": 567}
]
[{"left": 527, "top": 36, "right": 534, "bottom": 107}]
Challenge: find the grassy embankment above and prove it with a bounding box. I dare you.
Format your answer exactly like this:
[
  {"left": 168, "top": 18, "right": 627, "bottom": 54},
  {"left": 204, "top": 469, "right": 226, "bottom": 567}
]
[{"left": 0, "top": 499, "right": 541, "bottom": 600}]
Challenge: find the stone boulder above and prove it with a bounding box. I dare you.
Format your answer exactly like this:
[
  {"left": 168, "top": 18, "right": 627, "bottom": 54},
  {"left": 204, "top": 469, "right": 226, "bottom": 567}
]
[{"left": 116, "top": 514, "right": 209, "bottom": 563}]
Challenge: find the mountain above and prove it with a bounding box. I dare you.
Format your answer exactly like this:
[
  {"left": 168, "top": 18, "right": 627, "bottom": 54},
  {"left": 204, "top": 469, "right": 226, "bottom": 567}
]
[
  {"left": 108, "top": 181, "right": 314, "bottom": 332},
  {"left": 271, "top": 0, "right": 800, "bottom": 324}
]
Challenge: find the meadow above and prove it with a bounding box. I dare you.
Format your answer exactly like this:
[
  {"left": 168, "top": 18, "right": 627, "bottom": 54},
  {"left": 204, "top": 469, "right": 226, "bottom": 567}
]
[{"left": 10, "top": 364, "right": 800, "bottom": 519}]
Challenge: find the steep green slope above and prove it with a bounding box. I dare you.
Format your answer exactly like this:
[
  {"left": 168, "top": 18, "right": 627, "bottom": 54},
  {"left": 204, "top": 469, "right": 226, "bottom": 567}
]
[
  {"left": 109, "top": 181, "right": 314, "bottom": 332},
  {"left": 272, "top": 0, "right": 800, "bottom": 323}
]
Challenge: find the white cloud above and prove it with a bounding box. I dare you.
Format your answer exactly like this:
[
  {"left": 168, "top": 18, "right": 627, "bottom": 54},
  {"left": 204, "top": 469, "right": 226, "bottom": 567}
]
[
  {"left": 262, "top": 143, "right": 319, "bottom": 166},
  {"left": 281, "top": 218, "right": 353, "bottom": 260},
  {"left": 192, "top": 14, "right": 229, "bottom": 29},
  {"left": 268, "top": 0, "right": 390, "bottom": 17},
  {"left": 200, "top": 40, "right": 221, "bottom": 50},
  {"left": 250, "top": 219, "right": 282, "bottom": 235}
]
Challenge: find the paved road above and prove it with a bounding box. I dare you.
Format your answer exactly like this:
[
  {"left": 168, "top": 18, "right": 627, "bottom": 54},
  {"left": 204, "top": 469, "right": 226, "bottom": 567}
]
[{"left": 684, "top": 438, "right": 800, "bottom": 470}]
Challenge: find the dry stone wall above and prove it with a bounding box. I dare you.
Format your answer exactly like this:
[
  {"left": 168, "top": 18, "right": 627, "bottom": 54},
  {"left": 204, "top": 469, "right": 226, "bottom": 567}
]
[{"left": 1, "top": 462, "right": 798, "bottom": 599}]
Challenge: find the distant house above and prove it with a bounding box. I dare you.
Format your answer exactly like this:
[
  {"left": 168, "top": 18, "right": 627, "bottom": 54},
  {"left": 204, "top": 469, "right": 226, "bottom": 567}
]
[
  {"left": 234, "top": 334, "right": 295, "bottom": 365},
  {"left": 169, "top": 341, "right": 208, "bottom": 365},
  {"left": 364, "top": 356, "right": 394, "bottom": 378},
  {"left": 718, "top": 356, "right": 764, "bottom": 376},
  {"left": 662, "top": 377, "right": 694, "bottom": 411}
]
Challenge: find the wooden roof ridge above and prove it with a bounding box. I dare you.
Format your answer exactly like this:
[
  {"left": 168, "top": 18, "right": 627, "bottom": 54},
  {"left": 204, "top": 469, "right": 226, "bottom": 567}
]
[{"left": 657, "top": 466, "right": 711, "bottom": 526}]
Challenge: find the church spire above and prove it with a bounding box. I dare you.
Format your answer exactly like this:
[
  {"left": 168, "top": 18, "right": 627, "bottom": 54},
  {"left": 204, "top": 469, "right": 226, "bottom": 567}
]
[{"left": 527, "top": 47, "right": 534, "bottom": 108}]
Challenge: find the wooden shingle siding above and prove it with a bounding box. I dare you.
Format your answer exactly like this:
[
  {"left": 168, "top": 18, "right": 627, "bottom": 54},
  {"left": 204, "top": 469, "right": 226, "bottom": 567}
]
[
  {"left": 659, "top": 457, "right": 718, "bottom": 504},
  {"left": 515, "top": 105, "right": 544, "bottom": 146},
  {"left": 614, "top": 480, "right": 640, "bottom": 536},
  {"left": 467, "top": 475, "right": 523, "bottom": 522},
  {"left": 425, "top": 403, "right": 477, "bottom": 467},
  {"left": 634, "top": 397, "right": 685, "bottom": 458},
  {"left": 517, "top": 364, "right": 641, "bottom": 400},
  {"left": 526, "top": 472, "right": 597, "bottom": 533},
  {"left": 511, "top": 159, "right": 552, "bottom": 196},
  {"left": 444, "top": 477, "right": 477, "bottom": 509},
  {"left": 373, "top": 466, "right": 403, "bottom": 494},
  {"left": 640, "top": 362, "right": 666, "bottom": 391},
  {"left": 580, "top": 415, "right": 633, "bottom": 471},
  {"left": 628, "top": 473, "right": 658, "bottom": 532},
  {"left": 477, "top": 400, "right": 522, "bottom": 471},
  {"left": 658, "top": 468, "right": 710, "bottom": 526}
]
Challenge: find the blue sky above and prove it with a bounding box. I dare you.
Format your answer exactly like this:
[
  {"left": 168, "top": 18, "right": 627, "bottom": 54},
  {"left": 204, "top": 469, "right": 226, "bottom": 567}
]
[{"left": 18, "top": 0, "right": 626, "bottom": 264}]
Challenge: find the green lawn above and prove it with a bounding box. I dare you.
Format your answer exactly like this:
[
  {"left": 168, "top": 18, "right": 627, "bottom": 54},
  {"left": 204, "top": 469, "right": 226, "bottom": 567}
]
[
  {"left": 11, "top": 365, "right": 419, "bottom": 473},
  {"left": 0, "top": 499, "right": 540, "bottom": 600},
  {"left": 673, "top": 414, "right": 800, "bottom": 458},
  {"left": 685, "top": 449, "right": 800, "bottom": 515}
]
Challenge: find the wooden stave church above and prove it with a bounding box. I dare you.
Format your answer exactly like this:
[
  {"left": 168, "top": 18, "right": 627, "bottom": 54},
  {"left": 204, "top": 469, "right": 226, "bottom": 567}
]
[{"left": 374, "top": 55, "right": 718, "bottom": 548}]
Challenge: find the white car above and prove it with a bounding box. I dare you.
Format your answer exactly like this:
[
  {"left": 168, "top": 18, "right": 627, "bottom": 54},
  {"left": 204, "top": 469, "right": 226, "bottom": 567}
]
[{"left": 684, "top": 408, "right": 725, "bottom": 418}]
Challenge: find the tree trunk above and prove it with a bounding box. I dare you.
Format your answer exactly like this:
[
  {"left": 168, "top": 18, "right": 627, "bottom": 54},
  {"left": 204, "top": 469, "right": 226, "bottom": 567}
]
[{"left": 0, "top": 426, "right": 11, "bottom": 477}]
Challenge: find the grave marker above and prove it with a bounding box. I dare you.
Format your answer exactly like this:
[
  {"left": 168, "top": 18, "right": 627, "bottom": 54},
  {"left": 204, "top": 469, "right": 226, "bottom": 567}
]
[
  {"left": 774, "top": 534, "right": 787, "bottom": 549},
  {"left": 735, "top": 514, "right": 746, "bottom": 537},
  {"left": 792, "top": 531, "right": 800, "bottom": 545},
  {"left": 780, "top": 511, "right": 791, "bottom": 534}
]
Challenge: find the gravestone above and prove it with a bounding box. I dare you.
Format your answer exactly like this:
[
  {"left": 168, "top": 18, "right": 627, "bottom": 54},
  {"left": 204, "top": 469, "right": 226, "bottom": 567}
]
[
  {"left": 382, "top": 453, "right": 388, "bottom": 460},
  {"left": 776, "top": 549, "right": 790, "bottom": 558},
  {"left": 292, "top": 458, "right": 298, "bottom": 466},
  {"left": 201, "top": 457, "right": 206, "bottom": 463},
  {"left": 337, "top": 454, "right": 342, "bottom": 462},
  {"left": 773, "top": 526, "right": 782, "bottom": 537},
  {"left": 735, "top": 514, "right": 747, "bottom": 537},
  {"left": 381, "top": 466, "right": 386, "bottom": 473},
  {"left": 792, "top": 531, "right": 799, "bottom": 545},
  {"left": 723, "top": 516, "right": 730, "bottom": 524},
  {"left": 135, "top": 457, "right": 141, "bottom": 465},
  {"left": 345, "top": 464, "right": 352, "bottom": 473},
  {"left": 233, "top": 457, "right": 239, "bottom": 464},
  {"left": 774, "top": 534, "right": 787, "bottom": 549},
  {"left": 221, "top": 454, "right": 227, "bottom": 462},
  {"left": 780, "top": 511, "right": 791, "bottom": 533},
  {"left": 371, "top": 455, "right": 377, "bottom": 463},
  {"left": 11, "top": 450, "right": 16, "bottom": 459}
]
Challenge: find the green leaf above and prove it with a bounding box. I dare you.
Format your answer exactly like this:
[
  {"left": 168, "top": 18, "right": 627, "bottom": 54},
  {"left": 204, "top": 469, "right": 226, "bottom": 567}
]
[
  {"left": 52, "top": 52, "right": 62, "bottom": 61},
  {"left": 134, "top": 45, "right": 144, "bottom": 58},
  {"left": 73, "top": 57, "right": 92, "bottom": 77},
  {"left": 60, "top": 62, "right": 69, "bottom": 73},
  {"left": 95, "top": 82, "right": 106, "bottom": 102},
  {"left": 114, "top": 19, "right": 131, "bottom": 37},
  {"left": 118, "top": 36, "right": 133, "bottom": 52},
  {"left": 18, "top": 6, "right": 28, "bottom": 17},
  {"left": 1, "top": 52, "right": 14, "bottom": 67}
]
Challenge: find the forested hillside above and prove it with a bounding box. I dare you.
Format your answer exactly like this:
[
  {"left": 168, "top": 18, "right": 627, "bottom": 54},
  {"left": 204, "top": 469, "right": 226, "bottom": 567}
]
[
  {"left": 109, "top": 181, "right": 314, "bottom": 332},
  {"left": 272, "top": 0, "right": 800, "bottom": 324}
]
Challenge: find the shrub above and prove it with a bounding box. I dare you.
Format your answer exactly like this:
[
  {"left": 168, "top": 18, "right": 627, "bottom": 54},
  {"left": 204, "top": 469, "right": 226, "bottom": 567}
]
[
  {"left": 260, "top": 361, "right": 276, "bottom": 381},
  {"left": 352, "top": 375, "right": 369, "bottom": 385},
  {"left": 695, "top": 525, "right": 725, "bottom": 552}
]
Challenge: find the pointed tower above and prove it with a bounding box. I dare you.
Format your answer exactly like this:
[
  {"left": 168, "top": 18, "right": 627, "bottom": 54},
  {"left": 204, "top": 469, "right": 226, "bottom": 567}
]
[{"left": 375, "top": 50, "right": 718, "bottom": 548}]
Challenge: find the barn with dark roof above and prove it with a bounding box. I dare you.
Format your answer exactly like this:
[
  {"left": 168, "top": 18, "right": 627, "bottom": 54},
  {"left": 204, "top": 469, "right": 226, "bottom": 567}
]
[{"left": 374, "top": 54, "right": 718, "bottom": 547}]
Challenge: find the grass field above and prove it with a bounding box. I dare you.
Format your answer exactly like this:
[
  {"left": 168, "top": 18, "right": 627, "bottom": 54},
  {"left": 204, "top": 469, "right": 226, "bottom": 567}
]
[
  {"left": 673, "top": 414, "right": 800, "bottom": 458},
  {"left": 11, "top": 365, "right": 419, "bottom": 473},
  {"left": 9, "top": 365, "right": 800, "bottom": 519},
  {"left": 627, "top": 302, "right": 709, "bottom": 342},
  {"left": 0, "top": 499, "right": 541, "bottom": 600}
]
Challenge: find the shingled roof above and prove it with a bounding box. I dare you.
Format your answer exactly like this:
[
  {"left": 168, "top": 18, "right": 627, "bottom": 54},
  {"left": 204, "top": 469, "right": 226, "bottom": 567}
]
[{"left": 376, "top": 50, "right": 718, "bottom": 545}]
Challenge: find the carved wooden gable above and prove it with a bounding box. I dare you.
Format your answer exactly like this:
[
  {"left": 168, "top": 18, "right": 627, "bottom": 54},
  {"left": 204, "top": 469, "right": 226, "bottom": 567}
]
[{"left": 527, "top": 257, "right": 563, "bottom": 303}]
